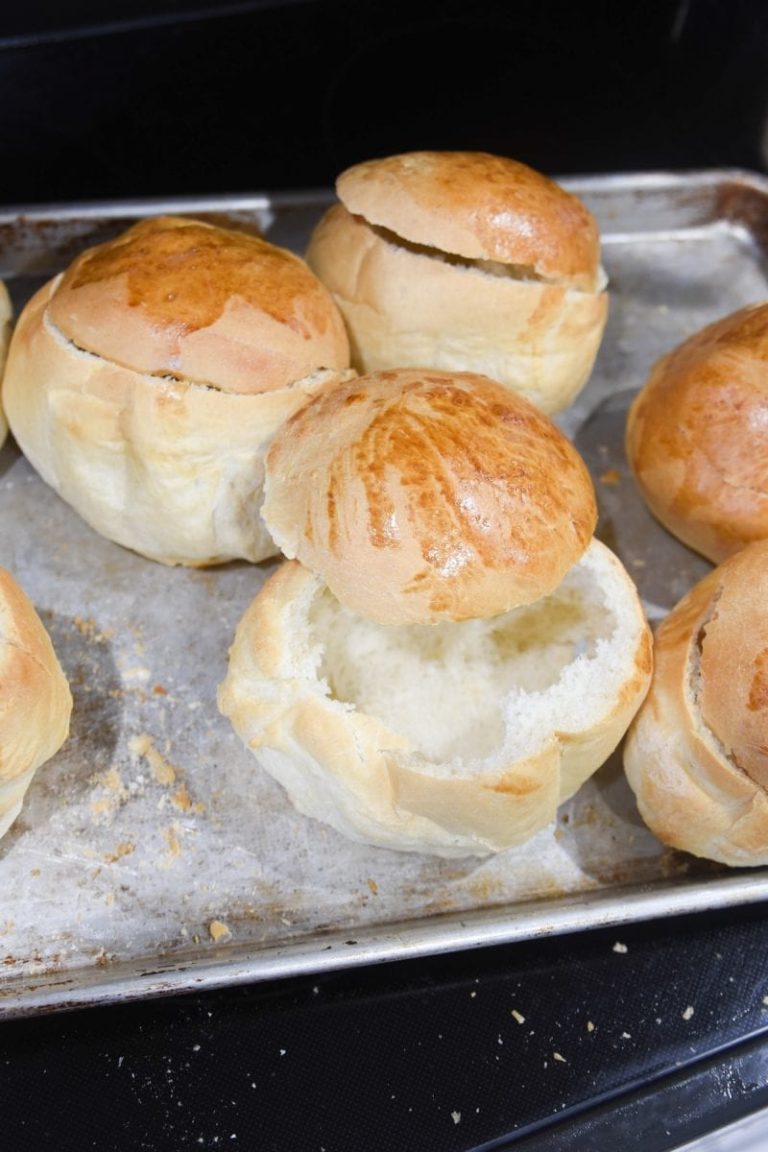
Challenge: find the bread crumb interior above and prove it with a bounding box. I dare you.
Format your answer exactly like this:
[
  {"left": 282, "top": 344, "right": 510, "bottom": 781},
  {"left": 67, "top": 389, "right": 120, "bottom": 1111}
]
[{"left": 310, "top": 569, "right": 615, "bottom": 763}]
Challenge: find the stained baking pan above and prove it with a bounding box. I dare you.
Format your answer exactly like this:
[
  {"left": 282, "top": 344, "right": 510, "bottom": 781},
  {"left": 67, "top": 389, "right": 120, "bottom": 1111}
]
[{"left": 1, "top": 169, "right": 767, "bottom": 1020}]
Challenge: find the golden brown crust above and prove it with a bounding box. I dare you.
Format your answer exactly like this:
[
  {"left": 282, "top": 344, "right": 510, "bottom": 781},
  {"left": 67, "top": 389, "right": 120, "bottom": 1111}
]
[
  {"left": 0, "top": 280, "right": 14, "bottom": 449},
  {"left": 336, "top": 151, "right": 602, "bottom": 290},
  {"left": 218, "top": 543, "right": 652, "bottom": 857},
  {"left": 305, "top": 204, "right": 608, "bottom": 415},
  {"left": 624, "top": 540, "right": 768, "bottom": 866},
  {"left": 263, "top": 368, "right": 597, "bottom": 624},
  {"left": 0, "top": 568, "right": 72, "bottom": 839},
  {"left": 2, "top": 214, "right": 354, "bottom": 566},
  {"left": 2, "top": 278, "right": 352, "bottom": 566},
  {"left": 625, "top": 302, "right": 768, "bottom": 564},
  {"left": 49, "top": 215, "right": 350, "bottom": 395}
]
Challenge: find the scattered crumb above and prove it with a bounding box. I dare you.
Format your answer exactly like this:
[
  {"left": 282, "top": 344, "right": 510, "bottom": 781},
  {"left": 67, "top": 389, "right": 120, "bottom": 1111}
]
[
  {"left": 102, "top": 841, "right": 135, "bottom": 864},
  {"left": 170, "top": 783, "right": 205, "bottom": 816},
  {"left": 162, "top": 822, "right": 183, "bottom": 862},
  {"left": 621, "top": 1032, "right": 632, "bottom": 1039},
  {"left": 511, "top": 1009, "right": 526, "bottom": 1024},
  {"left": 682, "top": 1005, "right": 694, "bottom": 1021},
  {"left": 209, "top": 919, "right": 232, "bottom": 943},
  {"left": 612, "top": 941, "right": 628, "bottom": 954},
  {"left": 73, "top": 616, "right": 112, "bottom": 643},
  {"left": 129, "top": 733, "right": 178, "bottom": 786},
  {"left": 451, "top": 1112, "right": 461, "bottom": 1125},
  {"left": 762, "top": 996, "right": 768, "bottom": 1007},
  {"left": 367, "top": 878, "right": 378, "bottom": 895},
  {"left": 553, "top": 1052, "right": 566, "bottom": 1063},
  {"left": 587, "top": 1021, "right": 595, "bottom": 1032},
  {"left": 599, "top": 468, "right": 621, "bottom": 486}
]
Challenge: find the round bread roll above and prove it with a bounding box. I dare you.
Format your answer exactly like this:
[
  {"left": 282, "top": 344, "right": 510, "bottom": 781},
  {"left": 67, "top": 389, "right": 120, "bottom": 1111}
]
[
  {"left": 305, "top": 150, "right": 608, "bottom": 414},
  {"left": 218, "top": 541, "right": 653, "bottom": 857},
  {"left": 624, "top": 540, "right": 768, "bottom": 867},
  {"left": 1, "top": 215, "right": 351, "bottom": 566},
  {"left": 0, "top": 280, "right": 14, "bottom": 450},
  {"left": 1, "top": 568, "right": 72, "bottom": 840},
  {"left": 262, "top": 368, "right": 598, "bottom": 625},
  {"left": 625, "top": 301, "right": 768, "bottom": 564}
]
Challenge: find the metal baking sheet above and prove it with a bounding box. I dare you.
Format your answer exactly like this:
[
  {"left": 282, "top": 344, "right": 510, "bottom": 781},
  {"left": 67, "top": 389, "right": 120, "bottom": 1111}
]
[{"left": 1, "top": 169, "right": 768, "bottom": 1019}]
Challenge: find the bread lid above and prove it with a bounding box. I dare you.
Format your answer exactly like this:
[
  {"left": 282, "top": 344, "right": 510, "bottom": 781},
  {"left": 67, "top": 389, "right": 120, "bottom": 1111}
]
[
  {"left": 336, "top": 150, "right": 602, "bottom": 292},
  {"left": 48, "top": 215, "right": 350, "bottom": 395},
  {"left": 262, "top": 368, "right": 597, "bottom": 624}
]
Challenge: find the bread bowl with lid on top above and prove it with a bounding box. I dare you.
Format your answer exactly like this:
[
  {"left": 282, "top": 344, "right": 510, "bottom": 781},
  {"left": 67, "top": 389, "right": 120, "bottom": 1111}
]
[
  {"left": 0, "top": 568, "right": 72, "bottom": 841},
  {"left": 0, "top": 280, "right": 14, "bottom": 450},
  {"left": 624, "top": 539, "right": 768, "bottom": 867},
  {"left": 625, "top": 301, "right": 768, "bottom": 564},
  {"left": 1, "top": 214, "right": 351, "bottom": 566},
  {"left": 218, "top": 368, "right": 653, "bottom": 857},
  {"left": 305, "top": 150, "right": 608, "bottom": 415}
]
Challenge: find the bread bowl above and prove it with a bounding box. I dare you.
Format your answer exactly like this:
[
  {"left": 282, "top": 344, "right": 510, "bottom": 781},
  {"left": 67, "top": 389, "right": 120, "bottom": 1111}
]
[
  {"left": 0, "top": 280, "right": 13, "bottom": 449},
  {"left": 625, "top": 301, "right": 768, "bottom": 564},
  {"left": 262, "top": 368, "right": 598, "bottom": 625},
  {"left": 624, "top": 539, "right": 768, "bottom": 866},
  {"left": 221, "top": 367, "right": 652, "bottom": 856},
  {"left": 1, "top": 215, "right": 351, "bottom": 566},
  {"left": 0, "top": 568, "right": 72, "bottom": 841},
  {"left": 305, "top": 150, "right": 608, "bottom": 414},
  {"left": 218, "top": 542, "right": 653, "bottom": 857}
]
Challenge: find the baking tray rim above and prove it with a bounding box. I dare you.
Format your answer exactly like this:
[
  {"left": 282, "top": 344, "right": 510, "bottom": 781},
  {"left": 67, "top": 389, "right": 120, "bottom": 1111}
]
[{"left": 1, "top": 164, "right": 768, "bottom": 1019}]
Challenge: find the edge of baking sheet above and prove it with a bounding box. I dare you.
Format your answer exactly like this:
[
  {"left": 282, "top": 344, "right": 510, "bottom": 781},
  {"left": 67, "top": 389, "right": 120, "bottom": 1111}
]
[{"left": 1, "top": 166, "right": 768, "bottom": 1019}]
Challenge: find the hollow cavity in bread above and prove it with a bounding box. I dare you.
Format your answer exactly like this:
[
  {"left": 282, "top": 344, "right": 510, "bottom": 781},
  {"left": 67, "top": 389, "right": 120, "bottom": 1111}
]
[{"left": 218, "top": 539, "right": 652, "bottom": 857}]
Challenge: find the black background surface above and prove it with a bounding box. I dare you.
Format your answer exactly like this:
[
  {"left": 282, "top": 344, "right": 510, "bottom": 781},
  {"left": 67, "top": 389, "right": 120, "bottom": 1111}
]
[{"left": 2, "top": 2, "right": 768, "bottom": 1150}]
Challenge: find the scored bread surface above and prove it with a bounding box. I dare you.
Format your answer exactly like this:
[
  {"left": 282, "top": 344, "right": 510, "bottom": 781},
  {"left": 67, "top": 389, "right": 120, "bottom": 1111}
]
[{"left": 263, "top": 369, "right": 598, "bottom": 624}]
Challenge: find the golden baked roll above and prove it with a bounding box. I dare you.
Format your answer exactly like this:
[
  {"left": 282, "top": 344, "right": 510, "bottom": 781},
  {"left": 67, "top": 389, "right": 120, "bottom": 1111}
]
[
  {"left": 625, "top": 301, "right": 768, "bottom": 564},
  {"left": 624, "top": 540, "right": 768, "bottom": 866},
  {"left": 262, "top": 368, "right": 598, "bottom": 624},
  {"left": 0, "top": 568, "right": 72, "bottom": 840},
  {"left": 218, "top": 543, "right": 652, "bottom": 857},
  {"left": 0, "top": 280, "right": 14, "bottom": 450},
  {"left": 1, "top": 215, "right": 351, "bottom": 566},
  {"left": 305, "top": 150, "right": 608, "bottom": 414}
]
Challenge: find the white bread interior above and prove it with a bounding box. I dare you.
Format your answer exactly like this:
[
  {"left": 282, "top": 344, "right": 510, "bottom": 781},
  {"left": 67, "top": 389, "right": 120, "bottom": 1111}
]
[
  {"left": 625, "top": 301, "right": 768, "bottom": 564},
  {"left": 218, "top": 539, "right": 653, "bottom": 857},
  {"left": 0, "top": 280, "right": 13, "bottom": 449},
  {"left": 624, "top": 539, "right": 768, "bottom": 866},
  {"left": 263, "top": 368, "right": 598, "bottom": 625},
  {"left": 1, "top": 216, "right": 351, "bottom": 566},
  {"left": 0, "top": 568, "right": 72, "bottom": 841}
]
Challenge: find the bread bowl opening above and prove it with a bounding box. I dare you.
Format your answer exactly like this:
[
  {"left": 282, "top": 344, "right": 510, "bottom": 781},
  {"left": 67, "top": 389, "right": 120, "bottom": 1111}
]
[
  {"left": 310, "top": 559, "right": 617, "bottom": 765},
  {"left": 362, "top": 221, "right": 606, "bottom": 294}
]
